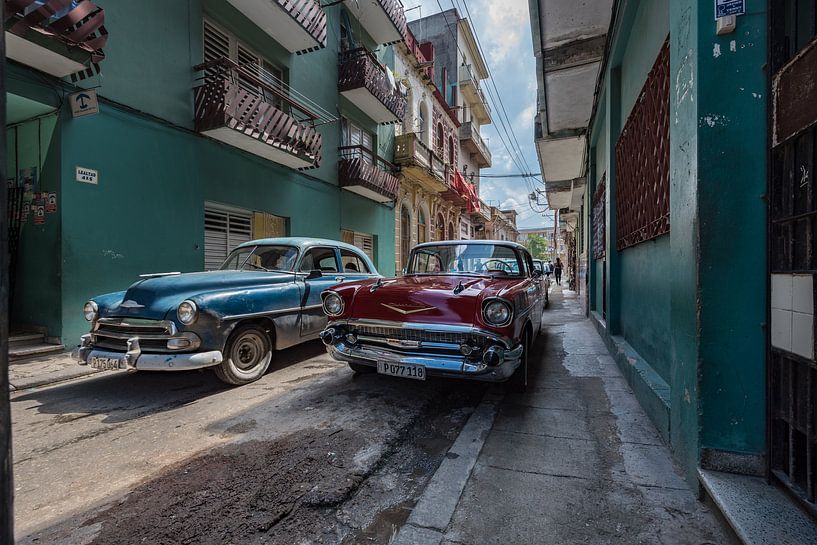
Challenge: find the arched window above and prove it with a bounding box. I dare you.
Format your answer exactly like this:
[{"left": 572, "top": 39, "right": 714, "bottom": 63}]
[
  {"left": 448, "top": 135, "right": 455, "bottom": 165},
  {"left": 448, "top": 222, "right": 455, "bottom": 240},
  {"left": 418, "top": 103, "right": 428, "bottom": 143},
  {"left": 435, "top": 122, "right": 444, "bottom": 154},
  {"left": 400, "top": 206, "right": 412, "bottom": 271},
  {"left": 436, "top": 214, "right": 445, "bottom": 241},
  {"left": 418, "top": 208, "right": 428, "bottom": 244}
]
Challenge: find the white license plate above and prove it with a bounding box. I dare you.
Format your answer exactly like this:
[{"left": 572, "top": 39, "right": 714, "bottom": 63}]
[
  {"left": 88, "top": 356, "right": 124, "bottom": 371},
  {"left": 377, "top": 361, "right": 426, "bottom": 381}
]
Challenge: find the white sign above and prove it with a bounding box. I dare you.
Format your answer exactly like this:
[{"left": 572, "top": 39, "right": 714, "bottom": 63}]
[
  {"left": 715, "top": 0, "right": 745, "bottom": 19},
  {"left": 69, "top": 89, "right": 99, "bottom": 118},
  {"left": 76, "top": 166, "right": 98, "bottom": 185}
]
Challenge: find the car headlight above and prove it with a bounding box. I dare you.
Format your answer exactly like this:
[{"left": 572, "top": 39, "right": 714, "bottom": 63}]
[
  {"left": 83, "top": 301, "right": 98, "bottom": 322},
  {"left": 483, "top": 300, "right": 512, "bottom": 326},
  {"left": 177, "top": 300, "right": 198, "bottom": 325},
  {"left": 323, "top": 292, "right": 344, "bottom": 316}
]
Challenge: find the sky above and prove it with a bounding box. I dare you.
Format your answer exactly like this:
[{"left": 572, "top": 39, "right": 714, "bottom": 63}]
[{"left": 404, "top": 0, "right": 553, "bottom": 230}]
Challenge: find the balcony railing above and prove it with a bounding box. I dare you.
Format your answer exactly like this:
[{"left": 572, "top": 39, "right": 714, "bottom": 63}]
[
  {"left": 338, "top": 145, "right": 399, "bottom": 203},
  {"left": 226, "top": 0, "right": 326, "bottom": 53},
  {"left": 193, "top": 58, "right": 322, "bottom": 170},
  {"left": 339, "top": 48, "right": 406, "bottom": 124},
  {"left": 342, "top": 0, "right": 406, "bottom": 45},
  {"left": 458, "top": 64, "right": 491, "bottom": 124},
  {"left": 394, "top": 133, "right": 448, "bottom": 186},
  {"left": 5, "top": 0, "right": 108, "bottom": 80},
  {"left": 459, "top": 122, "right": 492, "bottom": 168}
]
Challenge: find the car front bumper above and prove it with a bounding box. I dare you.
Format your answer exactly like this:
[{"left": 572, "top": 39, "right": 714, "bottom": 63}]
[
  {"left": 322, "top": 323, "right": 523, "bottom": 382},
  {"left": 74, "top": 335, "right": 223, "bottom": 371}
]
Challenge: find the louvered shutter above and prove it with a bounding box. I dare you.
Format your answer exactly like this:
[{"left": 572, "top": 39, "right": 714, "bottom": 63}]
[
  {"left": 353, "top": 233, "right": 374, "bottom": 261},
  {"left": 237, "top": 44, "right": 262, "bottom": 93},
  {"left": 203, "top": 20, "right": 230, "bottom": 81},
  {"left": 204, "top": 205, "right": 253, "bottom": 270}
]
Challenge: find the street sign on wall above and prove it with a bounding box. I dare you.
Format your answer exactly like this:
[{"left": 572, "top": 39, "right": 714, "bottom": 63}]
[
  {"left": 68, "top": 89, "right": 99, "bottom": 118},
  {"left": 75, "top": 167, "right": 98, "bottom": 185},
  {"left": 715, "top": 0, "right": 745, "bottom": 19}
]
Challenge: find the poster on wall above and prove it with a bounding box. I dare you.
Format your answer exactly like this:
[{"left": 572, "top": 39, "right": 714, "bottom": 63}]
[
  {"left": 34, "top": 205, "right": 45, "bottom": 225},
  {"left": 18, "top": 166, "right": 37, "bottom": 192},
  {"left": 46, "top": 192, "right": 57, "bottom": 213}
]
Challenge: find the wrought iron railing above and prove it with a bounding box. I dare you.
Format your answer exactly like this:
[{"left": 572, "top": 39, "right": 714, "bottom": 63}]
[
  {"left": 338, "top": 145, "right": 399, "bottom": 200},
  {"left": 338, "top": 48, "right": 406, "bottom": 122},
  {"left": 458, "top": 64, "right": 491, "bottom": 118},
  {"left": 193, "top": 58, "right": 322, "bottom": 168}
]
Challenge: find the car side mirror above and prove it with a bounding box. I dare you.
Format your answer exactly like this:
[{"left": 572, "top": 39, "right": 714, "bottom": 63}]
[
  {"left": 306, "top": 270, "right": 322, "bottom": 280},
  {"left": 533, "top": 269, "right": 543, "bottom": 278}
]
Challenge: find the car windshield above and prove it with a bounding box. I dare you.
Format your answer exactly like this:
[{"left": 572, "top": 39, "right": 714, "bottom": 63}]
[
  {"left": 220, "top": 245, "right": 299, "bottom": 272},
  {"left": 408, "top": 244, "right": 524, "bottom": 276}
]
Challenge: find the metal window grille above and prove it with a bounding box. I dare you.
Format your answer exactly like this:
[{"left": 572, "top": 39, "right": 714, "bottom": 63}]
[
  {"left": 204, "top": 205, "right": 253, "bottom": 270},
  {"left": 592, "top": 176, "right": 606, "bottom": 260},
  {"left": 614, "top": 39, "right": 670, "bottom": 251}
]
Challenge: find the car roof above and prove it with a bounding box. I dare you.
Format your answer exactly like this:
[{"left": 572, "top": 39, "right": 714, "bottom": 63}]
[
  {"left": 413, "top": 239, "right": 528, "bottom": 252},
  {"left": 237, "top": 237, "right": 360, "bottom": 253}
]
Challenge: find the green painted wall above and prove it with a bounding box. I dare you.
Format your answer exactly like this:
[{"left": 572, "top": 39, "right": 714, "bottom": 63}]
[{"left": 620, "top": 0, "right": 670, "bottom": 119}]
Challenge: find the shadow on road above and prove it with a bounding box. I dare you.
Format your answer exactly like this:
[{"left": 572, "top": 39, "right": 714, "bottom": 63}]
[{"left": 11, "top": 340, "right": 330, "bottom": 424}]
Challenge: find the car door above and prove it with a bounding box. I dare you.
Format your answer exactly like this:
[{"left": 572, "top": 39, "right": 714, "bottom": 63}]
[
  {"left": 298, "top": 246, "right": 344, "bottom": 337},
  {"left": 522, "top": 251, "right": 544, "bottom": 330}
]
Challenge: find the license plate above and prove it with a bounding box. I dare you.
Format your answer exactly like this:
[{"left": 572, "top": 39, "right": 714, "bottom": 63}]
[
  {"left": 377, "top": 361, "right": 426, "bottom": 381},
  {"left": 88, "top": 356, "right": 124, "bottom": 371}
]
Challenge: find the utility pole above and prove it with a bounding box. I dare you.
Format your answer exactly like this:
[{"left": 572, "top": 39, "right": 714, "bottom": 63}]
[{"left": 1, "top": 0, "right": 13, "bottom": 540}]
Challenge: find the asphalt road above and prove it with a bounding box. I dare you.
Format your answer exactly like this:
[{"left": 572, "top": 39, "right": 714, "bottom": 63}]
[{"left": 11, "top": 340, "right": 487, "bottom": 545}]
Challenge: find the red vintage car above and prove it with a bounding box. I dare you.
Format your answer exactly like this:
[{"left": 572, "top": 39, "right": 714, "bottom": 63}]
[{"left": 319, "top": 240, "right": 546, "bottom": 389}]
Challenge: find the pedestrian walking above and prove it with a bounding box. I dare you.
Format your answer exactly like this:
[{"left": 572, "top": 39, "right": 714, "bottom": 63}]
[{"left": 554, "top": 257, "right": 563, "bottom": 285}]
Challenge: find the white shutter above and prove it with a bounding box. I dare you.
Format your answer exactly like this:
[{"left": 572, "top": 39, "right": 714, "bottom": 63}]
[
  {"left": 204, "top": 205, "right": 253, "bottom": 270},
  {"left": 203, "top": 20, "right": 230, "bottom": 82}
]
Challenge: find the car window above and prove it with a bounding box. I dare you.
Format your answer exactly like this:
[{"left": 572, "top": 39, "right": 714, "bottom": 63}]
[
  {"left": 524, "top": 252, "right": 535, "bottom": 276},
  {"left": 299, "top": 247, "right": 339, "bottom": 273},
  {"left": 408, "top": 244, "right": 523, "bottom": 276},
  {"left": 341, "top": 249, "right": 370, "bottom": 273}
]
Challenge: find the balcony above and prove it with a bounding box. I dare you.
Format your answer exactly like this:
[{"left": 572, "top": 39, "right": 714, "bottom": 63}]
[
  {"left": 342, "top": 0, "right": 406, "bottom": 45},
  {"left": 459, "top": 122, "right": 492, "bottom": 168},
  {"left": 393, "top": 133, "right": 449, "bottom": 193},
  {"left": 226, "top": 0, "right": 326, "bottom": 54},
  {"left": 459, "top": 65, "right": 491, "bottom": 124},
  {"left": 441, "top": 169, "right": 469, "bottom": 208},
  {"left": 339, "top": 48, "right": 406, "bottom": 124},
  {"left": 5, "top": 1, "right": 108, "bottom": 79},
  {"left": 338, "top": 146, "right": 399, "bottom": 203},
  {"left": 194, "top": 58, "right": 322, "bottom": 170}
]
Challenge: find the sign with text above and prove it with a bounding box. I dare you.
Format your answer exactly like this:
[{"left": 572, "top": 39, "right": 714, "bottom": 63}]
[
  {"left": 69, "top": 89, "right": 99, "bottom": 118},
  {"left": 76, "top": 166, "right": 98, "bottom": 185},
  {"left": 715, "top": 0, "right": 745, "bottom": 19}
]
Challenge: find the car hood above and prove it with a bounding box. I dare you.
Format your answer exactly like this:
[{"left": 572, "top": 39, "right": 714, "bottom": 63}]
[
  {"left": 100, "top": 270, "right": 296, "bottom": 321},
  {"left": 345, "top": 275, "right": 518, "bottom": 326}
]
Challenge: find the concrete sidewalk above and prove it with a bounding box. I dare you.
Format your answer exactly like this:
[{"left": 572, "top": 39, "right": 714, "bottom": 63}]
[
  {"left": 9, "top": 352, "right": 98, "bottom": 391},
  {"left": 396, "top": 287, "right": 734, "bottom": 545}
]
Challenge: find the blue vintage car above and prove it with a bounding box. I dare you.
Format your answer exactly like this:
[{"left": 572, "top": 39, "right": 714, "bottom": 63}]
[{"left": 75, "top": 238, "right": 378, "bottom": 385}]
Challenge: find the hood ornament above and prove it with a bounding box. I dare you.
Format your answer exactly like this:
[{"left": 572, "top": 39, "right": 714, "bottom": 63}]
[
  {"left": 381, "top": 303, "right": 436, "bottom": 315},
  {"left": 370, "top": 278, "right": 384, "bottom": 293},
  {"left": 119, "top": 299, "right": 145, "bottom": 309},
  {"left": 453, "top": 281, "right": 465, "bottom": 295}
]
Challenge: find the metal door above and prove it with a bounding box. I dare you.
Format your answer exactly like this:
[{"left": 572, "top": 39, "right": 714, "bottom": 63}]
[{"left": 769, "top": 0, "right": 817, "bottom": 513}]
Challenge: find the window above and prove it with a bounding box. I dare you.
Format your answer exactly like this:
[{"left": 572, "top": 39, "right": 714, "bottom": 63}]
[
  {"left": 340, "top": 249, "right": 371, "bottom": 273},
  {"left": 204, "top": 204, "right": 253, "bottom": 270},
  {"left": 400, "top": 206, "right": 412, "bottom": 270},
  {"left": 341, "top": 118, "right": 374, "bottom": 163},
  {"left": 221, "top": 245, "right": 298, "bottom": 271},
  {"left": 341, "top": 229, "right": 375, "bottom": 260},
  {"left": 435, "top": 122, "right": 444, "bottom": 153},
  {"left": 448, "top": 135, "right": 455, "bottom": 165},
  {"left": 252, "top": 212, "right": 288, "bottom": 239},
  {"left": 418, "top": 209, "right": 428, "bottom": 244},
  {"left": 299, "top": 247, "right": 339, "bottom": 273},
  {"left": 203, "top": 19, "right": 284, "bottom": 109},
  {"left": 408, "top": 244, "right": 524, "bottom": 276},
  {"left": 436, "top": 214, "right": 445, "bottom": 241}
]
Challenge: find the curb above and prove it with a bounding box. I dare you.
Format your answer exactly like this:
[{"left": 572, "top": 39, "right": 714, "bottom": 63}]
[
  {"left": 10, "top": 367, "right": 100, "bottom": 392},
  {"left": 393, "top": 388, "right": 504, "bottom": 545}
]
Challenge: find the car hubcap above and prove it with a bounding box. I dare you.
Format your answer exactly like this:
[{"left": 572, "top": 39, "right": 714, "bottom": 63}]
[{"left": 233, "top": 333, "right": 266, "bottom": 370}]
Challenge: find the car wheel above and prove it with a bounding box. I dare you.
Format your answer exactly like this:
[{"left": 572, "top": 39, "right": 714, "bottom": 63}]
[
  {"left": 349, "top": 362, "right": 376, "bottom": 374},
  {"left": 214, "top": 324, "right": 273, "bottom": 385},
  {"left": 509, "top": 330, "right": 529, "bottom": 393}
]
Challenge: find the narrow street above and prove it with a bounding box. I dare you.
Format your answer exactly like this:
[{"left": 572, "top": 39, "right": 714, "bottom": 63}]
[{"left": 12, "top": 341, "right": 486, "bottom": 545}]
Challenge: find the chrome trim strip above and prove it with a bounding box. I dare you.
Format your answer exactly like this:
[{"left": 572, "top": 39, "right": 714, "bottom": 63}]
[
  {"left": 328, "top": 319, "right": 514, "bottom": 349},
  {"left": 222, "top": 304, "right": 321, "bottom": 321}
]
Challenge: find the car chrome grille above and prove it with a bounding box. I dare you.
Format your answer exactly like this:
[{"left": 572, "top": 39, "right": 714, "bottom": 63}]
[
  {"left": 92, "top": 318, "right": 175, "bottom": 352},
  {"left": 352, "top": 325, "right": 484, "bottom": 347}
]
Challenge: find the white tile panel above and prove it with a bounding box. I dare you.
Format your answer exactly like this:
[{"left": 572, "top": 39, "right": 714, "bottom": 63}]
[
  {"left": 771, "top": 309, "right": 793, "bottom": 352},
  {"left": 792, "top": 274, "right": 813, "bottom": 315},
  {"left": 791, "top": 312, "right": 814, "bottom": 360},
  {"left": 771, "top": 274, "right": 793, "bottom": 311}
]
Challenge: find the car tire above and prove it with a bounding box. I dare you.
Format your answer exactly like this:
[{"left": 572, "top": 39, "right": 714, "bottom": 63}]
[
  {"left": 214, "top": 324, "right": 273, "bottom": 385},
  {"left": 509, "top": 330, "right": 529, "bottom": 393},
  {"left": 349, "top": 362, "right": 376, "bottom": 374}
]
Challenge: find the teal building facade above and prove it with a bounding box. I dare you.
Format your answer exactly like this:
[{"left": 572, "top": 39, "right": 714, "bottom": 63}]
[{"left": 6, "top": 0, "right": 407, "bottom": 345}]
